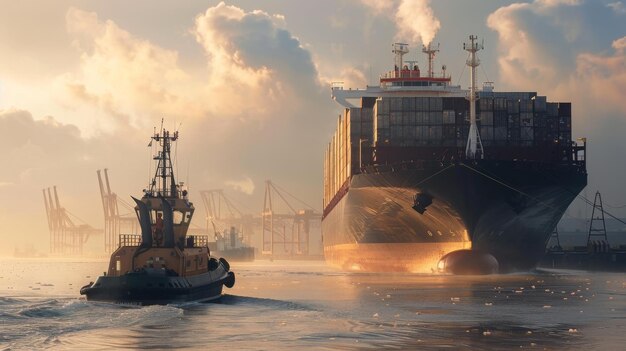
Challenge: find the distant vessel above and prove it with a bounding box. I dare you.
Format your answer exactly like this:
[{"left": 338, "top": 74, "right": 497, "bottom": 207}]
[
  {"left": 211, "top": 226, "right": 255, "bottom": 262},
  {"left": 323, "top": 36, "right": 587, "bottom": 273},
  {"left": 80, "top": 128, "right": 235, "bottom": 304}
]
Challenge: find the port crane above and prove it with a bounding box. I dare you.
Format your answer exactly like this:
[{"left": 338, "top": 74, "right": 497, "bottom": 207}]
[
  {"left": 97, "top": 169, "right": 138, "bottom": 253},
  {"left": 43, "top": 186, "right": 101, "bottom": 255},
  {"left": 261, "top": 180, "right": 321, "bottom": 257}
]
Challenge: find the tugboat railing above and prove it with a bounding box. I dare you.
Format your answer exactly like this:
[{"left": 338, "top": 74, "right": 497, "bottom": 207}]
[
  {"left": 187, "top": 235, "right": 209, "bottom": 248},
  {"left": 119, "top": 234, "right": 142, "bottom": 247},
  {"left": 118, "top": 234, "right": 209, "bottom": 248}
]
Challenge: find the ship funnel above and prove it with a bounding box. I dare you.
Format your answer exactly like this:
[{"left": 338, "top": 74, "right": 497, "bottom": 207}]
[
  {"left": 160, "top": 197, "right": 176, "bottom": 248},
  {"left": 132, "top": 197, "right": 153, "bottom": 248}
]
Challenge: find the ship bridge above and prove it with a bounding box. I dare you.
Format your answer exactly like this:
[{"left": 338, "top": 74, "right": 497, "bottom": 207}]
[{"left": 332, "top": 43, "right": 464, "bottom": 108}]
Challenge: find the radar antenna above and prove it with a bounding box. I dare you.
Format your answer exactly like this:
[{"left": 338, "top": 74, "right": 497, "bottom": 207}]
[
  {"left": 464, "top": 35, "right": 485, "bottom": 160},
  {"left": 392, "top": 43, "right": 409, "bottom": 70}
]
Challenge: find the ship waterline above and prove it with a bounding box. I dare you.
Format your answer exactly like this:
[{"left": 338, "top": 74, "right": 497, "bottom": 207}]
[{"left": 324, "top": 242, "right": 471, "bottom": 273}]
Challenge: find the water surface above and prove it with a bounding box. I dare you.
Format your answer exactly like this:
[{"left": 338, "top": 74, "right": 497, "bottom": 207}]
[{"left": 1, "top": 258, "right": 625, "bottom": 350}]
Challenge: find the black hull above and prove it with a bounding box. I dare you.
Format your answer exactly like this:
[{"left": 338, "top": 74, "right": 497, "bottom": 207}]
[
  {"left": 322, "top": 161, "right": 587, "bottom": 272},
  {"left": 80, "top": 267, "right": 235, "bottom": 305}
]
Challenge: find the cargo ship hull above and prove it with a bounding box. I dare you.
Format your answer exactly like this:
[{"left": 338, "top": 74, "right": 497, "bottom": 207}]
[{"left": 322, "top": 161, "right": 587, "bottom": 272}]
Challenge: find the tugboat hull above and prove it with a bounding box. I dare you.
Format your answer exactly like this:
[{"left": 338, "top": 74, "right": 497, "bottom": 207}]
[{"left": 80, "top": 267, "right": 235, "bottom": 305}]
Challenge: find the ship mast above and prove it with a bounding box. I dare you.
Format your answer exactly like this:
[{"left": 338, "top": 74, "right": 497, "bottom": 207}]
[
  {"left": 392, "top": 43, "right": 409, "bottom": 70},
  {"left": 422, "top": 43, "right": 440, "bottom": 78},
  {"left": 464, "top": 35, "right": 484, "bottom": 160}
]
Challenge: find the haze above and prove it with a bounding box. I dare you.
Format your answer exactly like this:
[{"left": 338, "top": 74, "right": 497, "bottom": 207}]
[{"left": 1, "top": 0, "right": 625, "bottom": 255}]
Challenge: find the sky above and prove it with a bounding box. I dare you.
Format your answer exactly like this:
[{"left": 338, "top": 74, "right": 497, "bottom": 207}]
[{"left": 0, "top": 0, "right": 625, "bottom": 254}]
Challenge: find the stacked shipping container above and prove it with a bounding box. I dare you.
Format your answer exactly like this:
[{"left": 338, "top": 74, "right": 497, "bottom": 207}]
[{"left": 323, "top": 93, "right": 573, "bottom": 207}]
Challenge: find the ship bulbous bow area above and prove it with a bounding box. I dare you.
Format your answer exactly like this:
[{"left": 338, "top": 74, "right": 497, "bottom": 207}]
[{"left": 437, "top": 249, "right": 499, "bottom": 275}]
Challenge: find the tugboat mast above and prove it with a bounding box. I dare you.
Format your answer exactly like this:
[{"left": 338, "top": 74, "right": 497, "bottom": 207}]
[
  {"left": 148, "top": 127, "right": 179, "bottom": 198},
  {"left": 464, "top": 35, "right": 485, "bottom": 160}
]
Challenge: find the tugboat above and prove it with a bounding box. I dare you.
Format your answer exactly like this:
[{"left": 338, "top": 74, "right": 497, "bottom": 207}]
[{"left": 80, "top": 127, "right": 235, "bottom": 305}]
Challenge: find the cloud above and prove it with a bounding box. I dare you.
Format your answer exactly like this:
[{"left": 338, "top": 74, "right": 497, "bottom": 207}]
[
  {"left": 486, "top": 0, "right": 625, "bottom": 95},
  {"left": 359, "top": 0, "right": 395, "bottom": 15},
  {"left": 607, "top": 1, "right": 626, "bottom": 14},
  {"left": 61, "top": 3, "right": 324, "bottom": 132},
  {"left": 192, "top": 2, "right": 323, "bottom": 115},
  {"left": 62, "top": 7, "right": 198, "bottom": 131},
  {"left": 575, "top": 36, "right": 626, "bottom": 115},
  {"left": 224, "top": 176, "right": 255, "bottom": 195}
]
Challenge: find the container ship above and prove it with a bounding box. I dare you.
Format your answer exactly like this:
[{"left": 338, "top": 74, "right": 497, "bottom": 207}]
[{"left": 322, "top": 36, "right": 587, "bottom": 273}]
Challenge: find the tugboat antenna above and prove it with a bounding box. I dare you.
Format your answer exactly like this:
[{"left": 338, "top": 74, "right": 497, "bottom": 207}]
[{"left": 148, "top": 126, "right": 179, "bottom": 198}]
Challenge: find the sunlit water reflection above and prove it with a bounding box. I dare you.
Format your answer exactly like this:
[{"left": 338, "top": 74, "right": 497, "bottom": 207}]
[{"left": 1, "top": 258, "right": 625, "bottom": 350}]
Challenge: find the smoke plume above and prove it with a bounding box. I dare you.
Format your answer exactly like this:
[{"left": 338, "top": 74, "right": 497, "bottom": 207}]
[{"left": 395, "top": 0, "right": 441, "bottom": 45}]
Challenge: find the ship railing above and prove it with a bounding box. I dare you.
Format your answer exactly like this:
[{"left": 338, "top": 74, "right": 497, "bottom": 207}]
[
  {"left": 119, "top": 234, "right": 141, "bottom": 247},
  {"left": 381, "top": 70, "right": 450, "bottom": 80}
]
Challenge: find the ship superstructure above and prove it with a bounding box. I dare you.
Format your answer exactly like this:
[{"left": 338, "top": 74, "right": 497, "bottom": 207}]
[{"left": 323, "top": 37, "right": 587, "bottom": 273}]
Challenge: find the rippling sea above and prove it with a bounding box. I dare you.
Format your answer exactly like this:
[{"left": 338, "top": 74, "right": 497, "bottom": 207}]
[{"left": 1, "top": 258, "right": 625, "bottom": 350}]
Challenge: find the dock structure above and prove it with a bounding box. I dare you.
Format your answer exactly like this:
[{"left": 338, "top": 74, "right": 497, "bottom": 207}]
[
  {"left": 541, "top": 191, "right": 626, "bottom": 271},
  {"left": 97, "top": 169, "right": 138, "bottom": 253},
  {"left": 261, "top": 180, "right": 322, "bottom": 258},
  {"left": 43, "top": 186, "right": 101, "bottom": 255},
  {"left": 587, "top": 191, "right": 609, "bottom": 247}
]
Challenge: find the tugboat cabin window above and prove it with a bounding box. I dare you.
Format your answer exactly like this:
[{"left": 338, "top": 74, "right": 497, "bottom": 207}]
[
  {"left": 173, "top": 210, "right": 185, "bottom": 224},
  {"left": 150, "top": 210, "right": 163, "bottom": 224}
]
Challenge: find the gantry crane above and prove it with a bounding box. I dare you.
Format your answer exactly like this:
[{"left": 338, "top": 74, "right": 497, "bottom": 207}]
[
  {"left": 261, "top": 180, "right": 321, "bottom": 257},
  {"left": 97, "top": 169, "right": 138, "bottom": 253},
  {"left": 199, "top": 189, "right": 258, "bottom": 245},
  {"left": 43, "top": 186, "right": 101, "bottom": 255}
]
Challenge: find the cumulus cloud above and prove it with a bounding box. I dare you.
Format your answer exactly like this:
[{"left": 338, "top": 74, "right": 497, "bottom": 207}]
[
  {"left": 487, "top": 1, "right": 576, "bottom": 91},
  {"left": 576, "top": 36, "right": 626, "bottom": 115},
  {"left": 487, "top": 1, "right": 626, "bottom": 105},
  {"left": 63, "top": 7, "right": 197, "bottom": 130},
  {"left": 339, "top": 67, "right": 368, "bottom": 88},
  {"left": 607, "top": 1, "right": 626, "bottom": 14},
  {"left": 192, "top": 2, "right": 322, "bottom": 115},
  {"left": 61, "top": 3, "right": 323, "bottom": 133}
]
